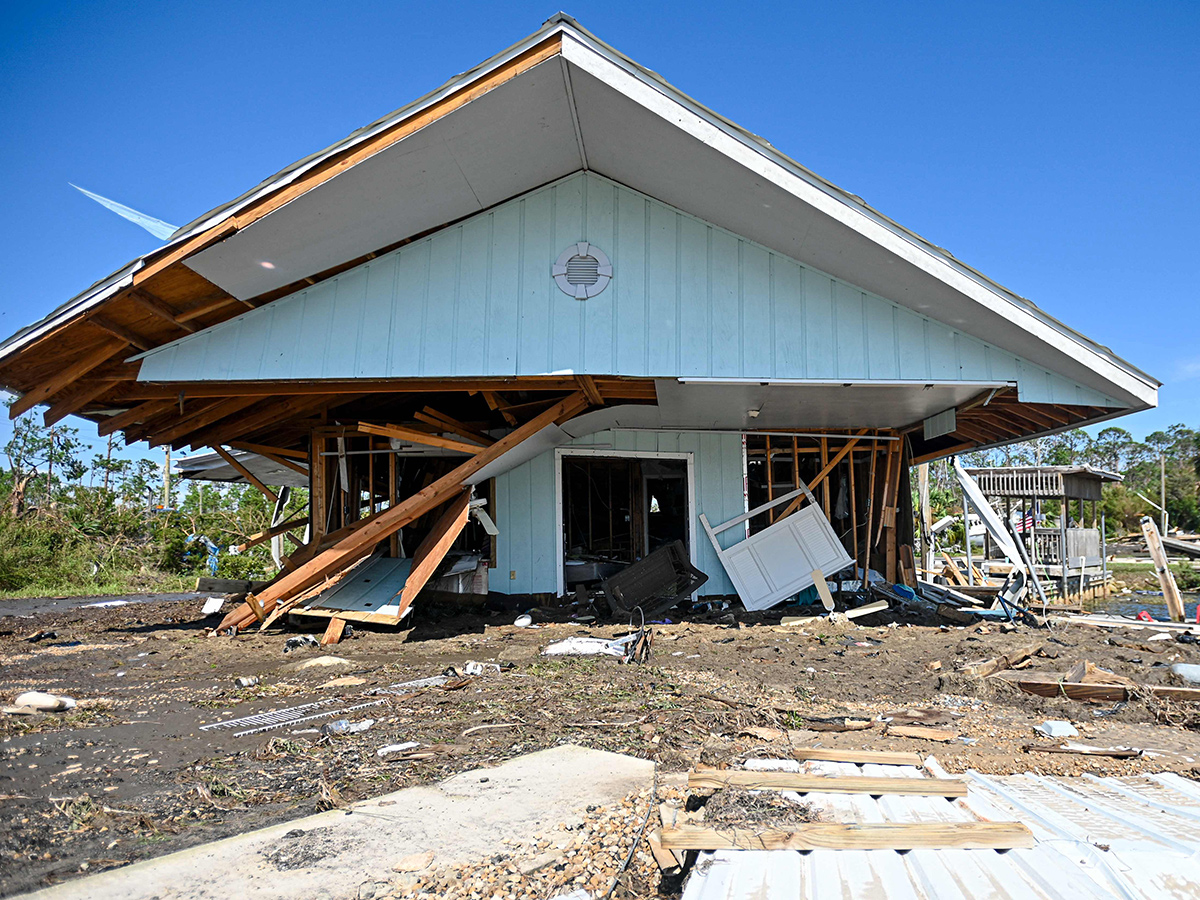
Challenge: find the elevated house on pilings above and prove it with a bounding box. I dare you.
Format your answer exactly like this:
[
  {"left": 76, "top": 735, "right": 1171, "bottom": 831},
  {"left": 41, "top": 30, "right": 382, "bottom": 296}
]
[{"left": 0, "top": 15, "right": 1158, "bottom": 628}]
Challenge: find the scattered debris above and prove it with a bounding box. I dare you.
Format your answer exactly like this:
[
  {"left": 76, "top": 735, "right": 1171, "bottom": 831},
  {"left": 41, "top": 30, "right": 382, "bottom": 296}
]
[
  {"left": 1023, "top": 743, "right": 1141, "bottom": 759},
  {"left": 377, "top": 742, "right": 421, "bottom": 758},
  {"left": 10, "top": 691, "right": 76, "bottom": 713},
  {"left": 283, "top": 635, "right": 320, "bottom": 653},
  {"left": 234, "top": 676, "right": 260, "bottom": 689},
  {"left": 392, "top": 849, "right": 436, "bottom": 873},
  {"left": 1034, "top": 720, "right": 1079, "bottom": 738},
  {"left": 320, "top": 718, "right": 375, "bottom": 736}
]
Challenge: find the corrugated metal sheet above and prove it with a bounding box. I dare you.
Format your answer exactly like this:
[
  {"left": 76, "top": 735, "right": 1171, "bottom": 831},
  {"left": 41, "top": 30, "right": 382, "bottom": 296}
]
[
  {"left": 682, "top": 758, "right": 1200, "bottom": 900},
  {"left": 134, "top": 173, "right": 1120, "bottom": 411},
  {"left": 493, "top": 427, "right": 744, "bottom": 596}
]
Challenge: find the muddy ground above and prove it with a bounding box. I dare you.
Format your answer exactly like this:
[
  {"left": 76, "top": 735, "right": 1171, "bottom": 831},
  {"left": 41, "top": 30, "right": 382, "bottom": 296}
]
[{"left": 2, "top": 593, "right": 1199, "bottom": 898}]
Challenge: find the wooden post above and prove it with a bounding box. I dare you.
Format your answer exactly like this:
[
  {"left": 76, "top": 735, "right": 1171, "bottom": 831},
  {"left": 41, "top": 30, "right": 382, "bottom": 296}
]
[
  {"left": 388, "top": 450, "right": 399, "bottom": 558},
  {"left": 849, "top": 449, "right": 859, "bottom": 566},
  {"left": 820, "top": 438, "right": 831, "bottom": 518},
  {"left": 1142, "top": 515, "right": 1185, "bottom": 621},
  {"left": 765, "top": 436, "right": 774, "bottom": 524},
  {"left": 917, "top": 462, "right": 930, "bottom": 576},
  {"left": 862, "top": 439, "right": 878, "bottom": 590}
]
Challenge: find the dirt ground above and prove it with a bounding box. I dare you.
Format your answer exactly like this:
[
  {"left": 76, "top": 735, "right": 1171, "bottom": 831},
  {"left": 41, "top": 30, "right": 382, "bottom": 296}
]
[{"left": 2, "top": 592, "right": 1199, "bottom": 898}]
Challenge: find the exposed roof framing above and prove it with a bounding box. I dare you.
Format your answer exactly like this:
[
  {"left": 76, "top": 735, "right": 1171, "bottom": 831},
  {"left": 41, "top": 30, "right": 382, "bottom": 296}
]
[{"left": 0, "top": 13, "right": 1157, "bottom": 459}]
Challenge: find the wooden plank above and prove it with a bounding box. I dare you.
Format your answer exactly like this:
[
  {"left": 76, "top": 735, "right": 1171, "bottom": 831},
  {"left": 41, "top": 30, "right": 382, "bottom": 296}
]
[
  {"left": 811, "top": 568, "right": 835, "bottom": 612},
  {"left": 42, "top": 378, "right": 115, "bottom": 427},
  {"left": 148, "top": 396, "right": 263, "bottom": 446},
  {"left": 576, "top": 374, "right": 605, "bottom": 406},
  {"left": 226, "top": 440, "right": 308, "bottom": 460},
  {"left": 1005, "top": 676, "right": 1200, "bottom": 703},
  {"left": 319, "top": 617, "right": 346, "bottom": 646},
  {"left": 357, "top": 421, "right": 484, "bottom": 454},
  {"left": 10, "top": 340, "right": 129, "bottom": 417},
  {"left": 886, "top": 725, "right": 957, "bottom": 742},
  {"left": 911, "top": 442, "right": 976, "bottom": 466},
  {"left": 87, "top": 314, "right": 152, "bottom": 352},
  {"left": 659, "top": 822, "right": 1033, "bottom": 851},
  {"left": 234, "top": 513, "right": 309, "bottom": 552},
  {"left": 213, "top": 446, "right": 280, "bottom": 504},
  {"left": 97, "top": 398, "right": 176, "bottom": 436},
  {"left": 196, "top": 576, "right": 270, "bottom": 593},
  {"left": 1141, "top": 516, "right": 1185, "bottom": 621},
  {"left": 791, "top": 748, "right": 923, "bottom": 767},
  {"left": 776, "top": 430, "right": 867, "bottom": 520},
  {"left": 1023, "top": 744, "right": 1140, "bottom": 759},
  {"left": 941, "top": 553, "right": 969, "bottom": 586},
  {"left": 687, "top": 770, "right": 966, "bottom": 797},
  {"left": 862, "top": 440, "right": 878, "bottom": 590},
  {"left": 216, "top": 392, "right": 587, "bottom": 632},
  {"left": 396, "top": 491, "right": 472, "bottom": 617},
  {"left": 127, "top": 288, "right": 197, "bottom": 333},
  {"left": 413, "top": 408, "right": 495, "bottom": 446},
  {"left": 820, "top": 438, "right": 831, "bottom": 517}
]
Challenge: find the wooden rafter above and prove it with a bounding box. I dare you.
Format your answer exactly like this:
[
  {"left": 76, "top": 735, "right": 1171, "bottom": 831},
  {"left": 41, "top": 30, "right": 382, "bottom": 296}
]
[
  {"left": 576, "top": 374, "right": 604, "bottom": 406},
  {"left": 87, "top": 315, "right": 151, "bottom": 352},
  {"left": 97, "top": 398, "right": 178, "bottom": 436},
  {"left": 148, "top": 396, "right": 262, "bottom": 447},
  {"left": 213, "top": 445, "right": 280, "bottom": 504},
  {"left": 127, "top": 288, "right": 197, "bottom": 333},
  {"left": 357, "top": 421, "right": 486, "bottom": 454},
  {"left": 413, "top": 407, "right": 495, "bottom": 446},
  {"left": 226, "top": 440, "right": 307, "bottom": 460},
  {"left": 397, "top": 490, "right": 472, "bottom": 617},
  {"left": 43, "top": 379, "right": 117, "bottom": 427},
  {"left": 191, "top": 394, "right": 352, "bottom": 449},
  {"left": 10, "top": 341, "right": 130, "bottom": 418}
]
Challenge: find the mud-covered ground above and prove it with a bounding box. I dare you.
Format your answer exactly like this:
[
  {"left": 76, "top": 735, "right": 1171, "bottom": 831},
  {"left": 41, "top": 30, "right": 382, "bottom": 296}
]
[{"left": 2, "top": 593, "right": 1199, "bottom": 897}]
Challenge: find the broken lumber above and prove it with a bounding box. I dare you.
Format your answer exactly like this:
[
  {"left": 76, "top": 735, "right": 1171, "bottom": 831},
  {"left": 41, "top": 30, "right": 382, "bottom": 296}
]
[
  {"left": 885, "top": 725, "right": 958, "bottom": 742},
  {"left": 687, "top": 770, "right": 966, "bottom": 797},
  {"left": 791, "top": 748, "right": 923, "bottom": 767},
  {"left": 320, "top": 617, "right": 346, "bottom": 646},
  {"left": 1002, "top": 676, "right": 1200, "bottom": 703},
  {"left": 1022, "top": 744, "right": 1141, "bottom": 759},
  {"left": 961, "top": 642, "right": 1042, "bottom": 678},
  {"left": 397, "top": 491, "right": 472, "bottom": 617},
  {"left": 1142, "top": 515, "right": 1185, "bottom": 621},
  {"left": 659, "top": 822, "right": 1033, "bottom": 851},
  {"left": 217, "top": 392, "right": 587, "bottom": 632}
]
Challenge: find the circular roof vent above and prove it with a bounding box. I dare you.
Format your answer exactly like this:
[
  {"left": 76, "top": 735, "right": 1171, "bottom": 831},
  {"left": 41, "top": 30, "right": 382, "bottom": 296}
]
[{"left": 553, "top": 242, "right": 612, "bottom": 299}]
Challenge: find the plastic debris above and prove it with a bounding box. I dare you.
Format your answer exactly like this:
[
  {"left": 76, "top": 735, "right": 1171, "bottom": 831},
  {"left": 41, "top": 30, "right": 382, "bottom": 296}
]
[
  {"left": 1034, "top": 720, "right": 1078, "bottom": 738},
  {"left": 377, "top": 741, "right": 421, "bottom": 758},
  {"left": 321, "top": 718, "right": 375, "bottom": 736},
  {"left": 284, "top": 635, "right": 320, "bottom": 653},
  {"left": 201, "top": 597, "right": 225, "bottom": 615},
  {"left": 11, "top": 691, "right": 76, "bottom": 712},
  {"left": 1170, "top": 663, "right": 1200, "bottom": 684},
  {"left": 235, "top": 676, "right": 260, "bottom": 689},
  {"left": 514, "top": 614, "right": 534, "bottom": 628}
]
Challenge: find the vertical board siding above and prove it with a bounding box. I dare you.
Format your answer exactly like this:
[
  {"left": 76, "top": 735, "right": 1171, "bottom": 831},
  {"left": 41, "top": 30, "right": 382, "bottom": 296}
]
[
  {"left": 137, "top": 171, "right": 1123, "bottom": 409},
  {"left": 493, "top": 429, "right": 744, "bottom": 596}
]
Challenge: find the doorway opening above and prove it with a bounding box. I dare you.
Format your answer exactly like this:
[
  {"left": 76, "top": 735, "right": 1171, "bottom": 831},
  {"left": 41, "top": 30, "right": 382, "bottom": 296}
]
[{"left": 558, "top": 452, "right": 691, "bottom": 592}]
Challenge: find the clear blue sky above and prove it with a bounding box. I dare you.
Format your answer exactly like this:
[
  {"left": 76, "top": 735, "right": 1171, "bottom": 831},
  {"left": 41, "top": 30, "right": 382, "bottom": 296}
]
[{"left": 1, "top": 0, "right": 1196, "bottom": 463}]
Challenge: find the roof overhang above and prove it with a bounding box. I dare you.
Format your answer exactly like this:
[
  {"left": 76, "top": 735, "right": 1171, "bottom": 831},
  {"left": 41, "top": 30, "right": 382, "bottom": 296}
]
[{"left": 0, "top": 14, "right": 1157, "bottom": 425}]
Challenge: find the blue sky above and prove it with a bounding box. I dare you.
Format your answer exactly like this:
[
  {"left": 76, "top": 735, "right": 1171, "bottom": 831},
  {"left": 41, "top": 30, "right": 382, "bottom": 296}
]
[{"left": 1, "top": 0, "right": 1197, "bottom": 463}]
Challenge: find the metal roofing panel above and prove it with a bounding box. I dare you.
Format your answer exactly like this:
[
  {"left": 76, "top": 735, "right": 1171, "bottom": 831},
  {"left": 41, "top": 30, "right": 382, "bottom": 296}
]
[{"left": 681, "top": 759, "right": 1200, "bottom": 900}]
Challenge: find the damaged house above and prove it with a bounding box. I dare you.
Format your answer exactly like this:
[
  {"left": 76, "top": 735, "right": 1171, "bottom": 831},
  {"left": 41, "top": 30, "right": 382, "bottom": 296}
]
[{"left": 0, "top": 15, "right": 1158, "bottom": 631}]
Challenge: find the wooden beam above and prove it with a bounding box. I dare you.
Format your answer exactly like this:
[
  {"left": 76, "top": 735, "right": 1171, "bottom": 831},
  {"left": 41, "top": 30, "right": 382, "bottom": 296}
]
[
  {"left": 911, "top": 441, "right": 976, "bottom": 466},
  {"left": 227, "top": 442, "right": 308, "bottom": 477},
  {"left": 97, "top": 398, "right": 178, "bottom": 436},
  {"left": 791, "top": 748, "right": 924, "bottom": 766},
  {"left": 185, "top": 394, "right": 339, "bottom": 450},
  {"left": 226, "top": 440, "right": 308, "bottom": 460},
  {"left": 10, "top": 340, "right": 129, "bottom": 418},
  {"left": 174, "top": 294, "right": 241, "bottom": 323},
  {"left": 776, "top": 430, "right": 868, "bottom": 520},
  {"left": 42, "top": 379, "right": 116, "bottom": 427},
  {"left": 576, "top": 375, "right": 604, "bottom": 406},
  {"left": 121, "top": 376, "right": 585, "bottom": 400},
  {"left": 127, "top": 288, "right": 197, "bottom": 333},
  {"left": 234, "top": 513, "right": 309, "bottom": 552},
  {"left": 659, "top": 823, "right": 1033, "bottom": 852},
  {"left": 397, "top": 490, "right": 472, "bottom": 617},
  {"left": 319, "top": 617, "right": 346, "bottom": 646},
  {"left": 357, "top": 421, "right": 485, "bottom": 454},
  {"left": 213, "top": 445, "right": 279, "bottom": 504},
  {"left": 687, "top": 770, "right": 967, "bottom": 797},
  {"left": 217, "top": 392, "right": 588, "bottom": 633},
  {"left": 88, "top": 315, "right": 152, "bottom": 352},
  {"left": 147, "top": 396, "right": 262, "bottom": 447},
  {"left": 413, "top": 408, "right": 495, "bottom": 446}
]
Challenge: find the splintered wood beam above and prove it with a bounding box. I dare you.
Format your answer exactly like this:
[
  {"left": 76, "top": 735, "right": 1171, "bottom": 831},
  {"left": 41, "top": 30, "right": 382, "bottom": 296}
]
[
  {"left": 397, "top": 490, "right": 472, "bottom": 617},
  {"left": 357, "top": 421, "right": 485, "bottom": 454},
  {"left": 482, "top": 391, "right": 518, "bottom": 425},
  {"left": 217, "top": 392, "right": 588, "bottom": 633},
  {"left": 659, "top": 823, "right": 1033, "bottom": 852},
  {"left": 213, "top": 445, "right": 279, "bottom": 504},
  {"left": 775, "top": 429, "right": 868, "bottom": 520},
  {"left": 235, "top": 512, "right": 309, "bottom": 551},
  {"left": 97, "top": 398, "right": 178, "bottom": 436},
  {"left": 127, "top": 288, "right": 197, "bottom": 333},
  {"left": 687, "top": 770, "right": 967, "bottom": 797},
  {"left": 576, "top": 375, "right": 604, "bottom": 406},
  {"left": 413, "top": 408, "right": 495, "bottom": 446},
  {"left": 87, "top": 315, "right": 152, "bottom": 352},
  {"left": 226, "top": 441, "right": 308, "bottom": 461},
  {"left": 43, "top": 379, "right": 117, "bottom": 427},
  {"left": 148, "top": 396, "right": 262, "bottom": 447},
  {"left": 10, "top": 340, "right": 130, "bottom": 418},
  {"left": 227, "top": 441, "right": 309, "bottom": 477}
]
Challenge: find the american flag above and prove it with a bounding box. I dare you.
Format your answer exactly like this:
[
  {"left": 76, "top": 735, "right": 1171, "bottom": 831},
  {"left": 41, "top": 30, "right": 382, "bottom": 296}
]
[{"left": 1014, "top": 510, "right": 1036, "bottom": 533}]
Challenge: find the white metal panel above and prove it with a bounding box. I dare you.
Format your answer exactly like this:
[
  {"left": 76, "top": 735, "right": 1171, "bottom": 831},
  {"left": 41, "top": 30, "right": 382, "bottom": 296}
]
[{"left": 708, "top": 504, "right": 853, "bottom": 611}]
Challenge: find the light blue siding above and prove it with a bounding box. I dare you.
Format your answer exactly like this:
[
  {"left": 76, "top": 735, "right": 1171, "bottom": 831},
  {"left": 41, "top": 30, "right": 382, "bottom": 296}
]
[
  {"left": 492, "top": 429, "right": 744, "bottom": 596},
  {"left": 135, "top": 172, "right": 1123, "bottom": 409}
]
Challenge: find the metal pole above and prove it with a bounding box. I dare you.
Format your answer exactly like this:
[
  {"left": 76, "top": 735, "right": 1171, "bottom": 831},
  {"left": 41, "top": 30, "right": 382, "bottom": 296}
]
[{"left": 1161, "top": 453, "right": 1168, "bottom": 535}]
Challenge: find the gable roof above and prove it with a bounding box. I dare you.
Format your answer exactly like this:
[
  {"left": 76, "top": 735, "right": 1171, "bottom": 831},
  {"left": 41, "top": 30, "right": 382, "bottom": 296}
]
[{"left": 0, "top": 13, "right": 1157, "bottom": 416}]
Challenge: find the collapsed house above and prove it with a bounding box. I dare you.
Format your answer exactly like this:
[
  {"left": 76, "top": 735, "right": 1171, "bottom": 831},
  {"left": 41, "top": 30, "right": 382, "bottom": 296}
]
[{"left": 0, "top": 15, "right": 1158, "bottom": 632}]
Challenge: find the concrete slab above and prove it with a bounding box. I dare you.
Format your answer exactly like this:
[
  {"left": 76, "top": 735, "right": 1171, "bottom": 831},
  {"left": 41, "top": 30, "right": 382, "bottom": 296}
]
[{"left": 19, "top": 744, "right": 653, "bottom": 900}]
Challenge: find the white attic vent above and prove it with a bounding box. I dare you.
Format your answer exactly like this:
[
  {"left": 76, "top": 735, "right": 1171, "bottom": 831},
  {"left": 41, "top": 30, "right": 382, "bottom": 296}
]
[{"left": 553, "top": 242, "right": 612, "bottom": 299}]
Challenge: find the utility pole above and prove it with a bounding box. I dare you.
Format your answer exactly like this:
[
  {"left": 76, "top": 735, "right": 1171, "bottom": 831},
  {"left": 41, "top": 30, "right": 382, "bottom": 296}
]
[
  {"left": 163, "top": 447, "right": 171, "bottom": 510},
  {"left": 103, "top": 434, "right": 113, "bottom": 493},
  {"left": 1161, "top": 453, "right": 1168, "bottom": 535}
]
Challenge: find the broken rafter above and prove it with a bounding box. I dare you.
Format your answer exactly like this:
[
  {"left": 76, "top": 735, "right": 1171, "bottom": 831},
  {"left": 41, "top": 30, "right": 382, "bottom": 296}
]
[
  {"left": 217, "top": 391, "right": 588, "bottom": 633},
  {"left": 10, "top": 340, "right": 130, "bottom": 418},
  {"left": 43, "top": 379, "right": 116, "bottom": 427},
  {"left": 97, "top": 398, "right": 178, "bottom": 436},
  {"left": 396, "top": 490, "right": 473, "bottom": 618},
  {"left": 357, "top": 421, "right": 485, "bottom": 455},
  {"left": 213, "top": 445, "right": 279, "bottom": 504},
  {"left": 576, "top": 374, "right": 605, "bottom": 406},
  {"left": 413, "top": 408, "right": 495, "bottom": 446}
]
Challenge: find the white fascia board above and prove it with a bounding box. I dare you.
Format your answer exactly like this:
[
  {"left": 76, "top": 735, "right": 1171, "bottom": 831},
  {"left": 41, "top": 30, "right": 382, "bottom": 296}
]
[{"left": 559, "top": 33, "right": 1158, "bottom": 409}]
